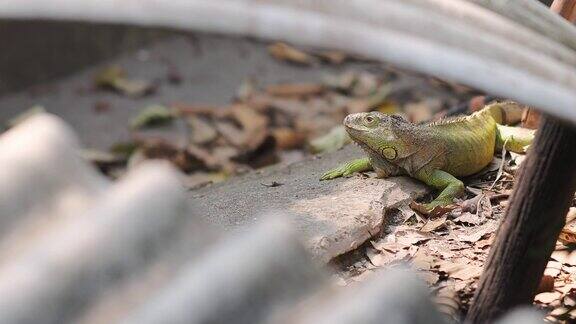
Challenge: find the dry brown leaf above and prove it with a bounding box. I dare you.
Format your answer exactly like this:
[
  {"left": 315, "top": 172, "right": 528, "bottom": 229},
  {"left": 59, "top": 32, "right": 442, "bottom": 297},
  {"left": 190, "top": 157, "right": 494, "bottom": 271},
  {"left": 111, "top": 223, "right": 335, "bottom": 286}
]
[
  {"left": 434, "top": 260, "right": 464, "bottom": 274},
  {"left": 450, "top": 265, "right": 483, "bottom": 281},
  {"left": 420, "top": 215, "right": 448, "bottom": 233},
  {"left": 567, "top": 207, "right": 576, "bottom": 223},
  {"left": 565, "top": 252, "right": 576, "bottom": 267},
  {"left": 394, "top": 230, "right": 434, "bottom": 246},
  {"left": 308, "top": 126, "right": 351, "bottom": 154},
  {"left": 537, "top": 275, "right": 555, "bottom": 294},
  {"left": 365, "top": 247, "right": 405, "bottom": 267},
  {"left": 130, "top": 105, "right": 175, "bottom": 129},
  {"left": 215, "top": 121, "right": 245, "bottom": 147},
  {"left": 236, "top": 78, "right": 257, "bottom": 102},
  {"left": 459, "top": 194, "right": 483, "bottom": 214},
  {"left": 265, "top": 83, "right": 324, "bottom": 98},
  {"left": 559, "top": 228, "right": 576, "bottom": 245},
  {"left": 409, "top": 201, "right": 456, "bottom": 217},
  {"left": 545, "top": 260, "right": 563, "bottom": 277},
  {"left": 521, "top": 108, "right": 540, "bottom": 129},
  {"left": 369, "top": 240, "right": 416, "bottom": 266},
  {"left": 560, "top": 209, "right": 576, "bottom": 244},
  {"left": 535, "top": 291, "right": 562, "bottom": 304},
  {"left": 564, "top": 294, "right": 576, "bottom": 307},
  {"left": 323, "top": 71, "right": 357, "bottom": 91},
  {"left": 417, "top": 271, "right": 440, "bottom": 286},
  {"left": 458, "top": 220, "right": 498, "bottom": 243},
  {"left": 410, "top": 251, "right": 435, "bottom": 271},
  {"left": 268, "top": 42, "right": 313, "bottom": 65},
  {"left": 346, "top": 84, "right": 391, "bottom": 114},
  {"left": 405, "top": 100, "right": 436, "bottom": 124},
  {"left": 475, "top": 236, "right": 494, "bottom": 250},
  {"left": 229, "top": 105, "right": 269, "bottom": 150},
  {"left": 551, "top": 250, "right": 570, "bottom": 264},
  {"left": 186, "top": 144, "right": 226, "bottom": 170},
  {"left": 371, "top": 241, "right": 409, "bottom": 253},
  {"left": 272, "top": 128, "right": 306, "bottom": 150},
  {"left": 454, "top": 212, "right": 484, "bottom": 226},
  {"left": 172, "top": 103, "right": 228, "bottom": 117},
  {"left": 94, "top": 65, "right": 155, "bottom": 97},
  {"left": 434, "top": 260, "right": 482, "bottom": 281},
  {"left": 317, "top": 51, "right": 347, "bottom": 65},
  {"left": 351, "top": 72, "right": 379, "bottom": 97},
  {"left": 188, "top": 116, "right": 218, "bottom": 145},
  {"left": 133, "top": 139, "right": 204, "bottom": 173}
]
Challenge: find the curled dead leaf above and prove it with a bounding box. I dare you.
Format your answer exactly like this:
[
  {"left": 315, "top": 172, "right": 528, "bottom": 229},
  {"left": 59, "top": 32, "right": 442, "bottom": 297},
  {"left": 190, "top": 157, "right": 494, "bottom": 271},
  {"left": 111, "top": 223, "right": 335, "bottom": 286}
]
[
  {"left": 534, "top": 291, "right": 562, "bottom": 304},
  {"left": 317, "top": 51, "right": 347, "bottom": 65},
  {"left": 130, "top": 139, "right": 204, "bottom": 173},
  {"left": 268, "top": 42, "right": 313, "bottom": 65},
  {"left": 130, "top": 105, "right": 175, "bottom": 129},
  {"left": 228, "top": 105, "right": 269, "bottom": 151},
  {"left": 420, "top": 215, "right": 448, "bottom": 233},
  {"left": 537, "top": 275, "right": 555, "bottom": 294},
  {"left": 188, "top": 116, "right": 218, "bottom": 145},
  {"left": 272, "top": 128, "right": 306, "bottom": 150},
  {"left": 308, "top": 126, "right": 351, "bottom": 154},
  {"left": 347, "top": 84, "right": 391, "bottom": 114},
  {"left": 521, "top": 108, "right": 540, "bottom": 129},
  {"left": 94, "top": 65, "right": 155, "bottom": 97},
  {"left": 410, "top": 201, "right": 456, "bottom": 217},
  {"left": 265, "top": 83, "right": 324, "bottom": 98},
  {"left": 394, "top": 229, "right": 434, "bottom": 246}
]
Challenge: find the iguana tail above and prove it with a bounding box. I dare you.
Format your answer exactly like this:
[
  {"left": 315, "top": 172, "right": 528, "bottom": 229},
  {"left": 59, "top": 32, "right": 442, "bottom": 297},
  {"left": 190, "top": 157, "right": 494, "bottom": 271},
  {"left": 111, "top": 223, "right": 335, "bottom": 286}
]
[
  {"left": 485, "top": 101, "right": 535, "bottom": 153},
  {"left": 484, "top": 101, "right": 525, "bottom": 125}
]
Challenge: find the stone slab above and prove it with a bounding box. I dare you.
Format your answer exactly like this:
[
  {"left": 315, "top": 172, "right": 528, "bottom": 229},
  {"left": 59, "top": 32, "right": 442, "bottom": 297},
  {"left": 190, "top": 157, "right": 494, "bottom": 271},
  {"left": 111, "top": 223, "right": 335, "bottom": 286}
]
[{"left": 188, "top": 145, "right": 428, "bottom": 262}]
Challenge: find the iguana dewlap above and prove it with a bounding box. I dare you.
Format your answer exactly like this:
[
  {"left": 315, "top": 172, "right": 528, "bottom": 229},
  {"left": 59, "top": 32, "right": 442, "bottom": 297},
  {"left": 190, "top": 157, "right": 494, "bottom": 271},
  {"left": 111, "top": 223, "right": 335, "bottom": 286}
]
[{"left": 321, "top": 102, "right": 535, "bottom": 211}]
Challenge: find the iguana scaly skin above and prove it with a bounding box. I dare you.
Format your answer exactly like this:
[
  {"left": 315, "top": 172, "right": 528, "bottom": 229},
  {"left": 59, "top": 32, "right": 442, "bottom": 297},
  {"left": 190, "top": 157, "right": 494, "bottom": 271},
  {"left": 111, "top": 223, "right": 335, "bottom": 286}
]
[{"left": 320, "top": 102, "right": 535, "bottom": 211}]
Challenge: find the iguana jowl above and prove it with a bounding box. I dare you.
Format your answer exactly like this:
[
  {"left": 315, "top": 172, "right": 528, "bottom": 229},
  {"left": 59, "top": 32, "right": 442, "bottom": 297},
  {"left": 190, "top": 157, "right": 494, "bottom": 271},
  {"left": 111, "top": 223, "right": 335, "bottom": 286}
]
[{"left": 321, "top": 103, "right": 535, "bottom": 211}]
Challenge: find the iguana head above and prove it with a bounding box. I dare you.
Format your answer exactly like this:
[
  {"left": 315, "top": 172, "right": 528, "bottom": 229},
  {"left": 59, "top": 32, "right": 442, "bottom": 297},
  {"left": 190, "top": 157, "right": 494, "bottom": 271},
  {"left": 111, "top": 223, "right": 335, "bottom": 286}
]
[{"left": 344, "top": 112, "right": 409, "bottom": 161}]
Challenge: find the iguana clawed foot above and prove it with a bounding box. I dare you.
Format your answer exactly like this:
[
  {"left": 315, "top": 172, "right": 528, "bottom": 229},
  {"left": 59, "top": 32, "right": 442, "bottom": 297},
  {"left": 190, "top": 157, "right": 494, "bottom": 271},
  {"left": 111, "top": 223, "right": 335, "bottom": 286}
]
[
  {"left": 320, "top": 167, "right": 354, "bottom": 180},
  {"left": 320, "top": 157, "right": 372, "bottom": 181}
]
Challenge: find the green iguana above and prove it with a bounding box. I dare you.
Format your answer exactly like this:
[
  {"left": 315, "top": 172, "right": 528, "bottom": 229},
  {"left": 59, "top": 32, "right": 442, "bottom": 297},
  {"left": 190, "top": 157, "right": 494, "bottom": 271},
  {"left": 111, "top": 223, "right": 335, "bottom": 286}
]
[{"left": 320, "top": 102, "right": 535, "bottom": 212}]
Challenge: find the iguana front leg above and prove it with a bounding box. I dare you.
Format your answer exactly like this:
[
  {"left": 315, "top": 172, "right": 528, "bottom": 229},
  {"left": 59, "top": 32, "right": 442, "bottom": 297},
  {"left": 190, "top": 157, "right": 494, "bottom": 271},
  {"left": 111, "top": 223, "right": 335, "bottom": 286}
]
[
  {"left": 320, "top": 157, "right": 372, "bottom": 180},
  {"left": 415, "top": 169, "right": 464, "bottom": 210}
]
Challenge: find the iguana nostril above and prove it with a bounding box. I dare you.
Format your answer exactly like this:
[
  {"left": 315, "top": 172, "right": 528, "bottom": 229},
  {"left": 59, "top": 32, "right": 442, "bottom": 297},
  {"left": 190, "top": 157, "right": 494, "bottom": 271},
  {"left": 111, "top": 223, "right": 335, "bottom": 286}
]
[{"left": 343, "top": 115, "right": 352, "bottom": 125}]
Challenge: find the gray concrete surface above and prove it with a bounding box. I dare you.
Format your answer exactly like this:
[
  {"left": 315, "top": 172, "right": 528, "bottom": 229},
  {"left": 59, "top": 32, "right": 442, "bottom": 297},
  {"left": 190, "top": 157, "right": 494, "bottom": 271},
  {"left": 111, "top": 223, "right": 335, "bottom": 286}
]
[
  {"left": 0, "top": 20, "right": 169, "bottom": 95},
  {"left": 0, "top": 34, "right": 357, "bottom": 150},
  {"left": 0, "top": 33, "right": 431, "bottom": 262},
  {"left": 189, "top": 144, "right": 428, "bottom": 262}
]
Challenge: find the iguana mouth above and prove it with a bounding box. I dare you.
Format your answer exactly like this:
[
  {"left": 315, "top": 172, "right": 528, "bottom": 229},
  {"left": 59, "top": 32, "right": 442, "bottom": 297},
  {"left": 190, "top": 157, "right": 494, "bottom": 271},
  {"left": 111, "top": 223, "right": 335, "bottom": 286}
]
[{"left": 349, "top": 134, "right": 381, "bottom": 158}]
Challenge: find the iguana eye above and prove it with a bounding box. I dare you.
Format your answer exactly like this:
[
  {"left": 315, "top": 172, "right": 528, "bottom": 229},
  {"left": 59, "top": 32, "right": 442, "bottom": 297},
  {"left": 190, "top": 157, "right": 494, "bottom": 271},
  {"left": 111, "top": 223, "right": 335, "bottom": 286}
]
[{"left": 364, "top": 115, "right": 376, "bottom": 126}]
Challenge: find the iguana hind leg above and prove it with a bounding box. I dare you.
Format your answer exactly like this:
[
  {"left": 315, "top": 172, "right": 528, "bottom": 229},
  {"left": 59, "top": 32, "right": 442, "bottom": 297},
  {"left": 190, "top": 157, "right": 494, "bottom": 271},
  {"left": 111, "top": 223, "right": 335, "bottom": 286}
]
[
  {"left": 496, "top": 124, "right": 535, "bottom": 153},
  {"left": 320, "top": 157, "right": 372, "bottom": 180},
  {"left": 415, "top": 169, "right": 464, "bottom": 210}
]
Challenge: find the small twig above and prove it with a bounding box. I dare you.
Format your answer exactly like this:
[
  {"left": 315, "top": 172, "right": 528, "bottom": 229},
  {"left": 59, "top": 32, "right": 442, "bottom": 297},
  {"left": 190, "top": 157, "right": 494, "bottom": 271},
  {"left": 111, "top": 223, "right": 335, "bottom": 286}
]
[
  {"left": 490, "top": 138, "right": 509, "bottom": 190},
  {"left": 488, "top": 193, "right": 510, "bottom": 202}
]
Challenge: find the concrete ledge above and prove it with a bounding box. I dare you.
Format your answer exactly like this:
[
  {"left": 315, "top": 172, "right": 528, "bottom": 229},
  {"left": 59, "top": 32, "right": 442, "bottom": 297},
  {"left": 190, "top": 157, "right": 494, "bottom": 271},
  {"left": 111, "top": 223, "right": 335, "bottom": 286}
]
[{"left": 189, "top": 145, "right": 428, "bottom": 262}]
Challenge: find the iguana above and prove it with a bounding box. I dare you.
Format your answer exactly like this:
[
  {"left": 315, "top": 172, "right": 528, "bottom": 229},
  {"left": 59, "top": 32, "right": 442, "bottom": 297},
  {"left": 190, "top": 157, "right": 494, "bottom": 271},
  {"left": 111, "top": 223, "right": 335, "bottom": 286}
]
[{"left": 320, "top": 102, "right": 535, "bottom": 212}]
